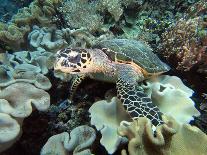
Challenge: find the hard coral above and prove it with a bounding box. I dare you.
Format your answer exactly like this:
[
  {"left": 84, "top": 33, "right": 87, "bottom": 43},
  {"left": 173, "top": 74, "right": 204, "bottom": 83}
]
[
  {"left": 160, "top": 4, "right": 207, "bottom": 74},
  {"left": 58, "top": 0, "right": 102, "bottom": 32},
  {"left": 98, "top": 0, "right": 139, "bottom": 22}
]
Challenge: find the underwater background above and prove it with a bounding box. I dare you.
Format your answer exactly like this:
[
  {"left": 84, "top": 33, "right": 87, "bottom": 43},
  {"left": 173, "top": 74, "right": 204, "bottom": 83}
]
[{"left": 0, "top": 0, "right": 207, "bottom": 155}]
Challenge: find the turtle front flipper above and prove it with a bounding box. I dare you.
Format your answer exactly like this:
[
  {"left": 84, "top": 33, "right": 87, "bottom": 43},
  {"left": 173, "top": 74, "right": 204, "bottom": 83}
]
[
  {"left": 116, "top": 67, "right": 164, "bottom": 127},
  {"left": 69, "top": 74, "right": 85, "bottom": 101}
]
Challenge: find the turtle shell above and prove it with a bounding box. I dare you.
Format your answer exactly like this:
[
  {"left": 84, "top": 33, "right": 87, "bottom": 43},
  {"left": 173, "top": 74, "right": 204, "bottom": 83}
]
[{"left": 93, "top": 39, "right": 170, "bottom": 74}]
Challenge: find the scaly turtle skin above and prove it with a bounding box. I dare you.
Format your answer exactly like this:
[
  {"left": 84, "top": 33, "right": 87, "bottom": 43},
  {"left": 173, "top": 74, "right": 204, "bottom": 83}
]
[{"left": 54, "top": 39, "right": 170, "bottom": 127}]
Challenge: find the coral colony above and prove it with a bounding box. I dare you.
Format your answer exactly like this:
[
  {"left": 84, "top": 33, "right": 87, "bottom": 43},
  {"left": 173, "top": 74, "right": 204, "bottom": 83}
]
[{"left": 0, "top": 0, "right": 207, "bottom": 155}]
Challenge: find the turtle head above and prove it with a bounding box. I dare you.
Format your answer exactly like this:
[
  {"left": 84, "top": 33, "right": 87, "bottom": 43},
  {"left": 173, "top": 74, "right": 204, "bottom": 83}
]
[{"left": 54, "top": 48, "right": 92, "bottom": 74}]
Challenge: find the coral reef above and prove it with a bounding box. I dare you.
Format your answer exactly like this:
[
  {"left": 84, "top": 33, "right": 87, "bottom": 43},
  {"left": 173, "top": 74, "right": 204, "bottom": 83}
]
[
  {"left": 46, "top": 97, "right": 91, "bottom": 134},
  {"left": 161, "top": 18, "right": 207, "bottom": 74},
  {"left": 0, "top": 0, "right": 63, "bottom": 51},
  {"left": 11, "top": 0, "right": 62, "bottom": 27},
  {"left": 160, "top": 1, "right": 207, "bottom": 75},
  {"left": 0, "top": 49, "right": 54, "bottom": 75},
  {"left": 58, "top": 0, "right": 102, "bottom": 32},
  {"left": 0, "top": 0, "right": 33, "bottom": 22},
  {"left": 0, "top": 48, "right": 52, "bottom": 153},
  {"left": 118, "top": 115, "right": 207, "bottom": 155},
  {"left": 0, "top": 23, "right": 30, "bottom": 50},
  {"left": 0, "top": 0, "right": 206, "bottom": 154},
  {"left": 0, "top": 82, "right": 50, "bottom": 117}
]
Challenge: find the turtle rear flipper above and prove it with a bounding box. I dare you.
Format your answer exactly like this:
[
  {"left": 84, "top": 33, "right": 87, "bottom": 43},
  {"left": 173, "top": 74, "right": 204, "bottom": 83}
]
[{"left": 116, "top": 67, "right": 164, "bottom": 127}]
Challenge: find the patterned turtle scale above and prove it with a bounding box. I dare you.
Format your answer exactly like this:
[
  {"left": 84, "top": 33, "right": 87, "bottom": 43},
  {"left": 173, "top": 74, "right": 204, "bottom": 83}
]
[{"left": 94, "top": 39, "right": 170, "bottom": 74}]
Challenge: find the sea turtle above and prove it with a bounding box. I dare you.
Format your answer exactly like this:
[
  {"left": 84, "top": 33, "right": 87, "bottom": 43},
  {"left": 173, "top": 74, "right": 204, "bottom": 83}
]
[{"left": 54, "top": 39, "right": 170, "bottom": 126}]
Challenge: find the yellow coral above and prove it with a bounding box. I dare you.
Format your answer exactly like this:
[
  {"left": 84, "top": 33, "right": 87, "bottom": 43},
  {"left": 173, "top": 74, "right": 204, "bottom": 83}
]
[
  {"left": 0, "top": 23, "right": 30, "bottom": 50},
  {"left": 12, "top": 0, "right": 62, "bottom": 27},
  {"left": 118, "top": 116, "right": 207, "bottom": 155}
]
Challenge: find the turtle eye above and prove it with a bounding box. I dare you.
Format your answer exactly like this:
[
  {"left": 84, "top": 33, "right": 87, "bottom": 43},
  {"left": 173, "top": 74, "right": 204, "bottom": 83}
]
[{"left": 67, "top": 52, "right": 81, "bottom": 64}]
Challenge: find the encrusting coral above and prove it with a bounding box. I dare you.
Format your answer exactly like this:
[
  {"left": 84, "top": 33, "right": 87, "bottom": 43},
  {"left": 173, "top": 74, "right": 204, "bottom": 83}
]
[
  {"left": 41, "top": 125, "right": 96, "bottom": 155},
  {"left": 118, "top": 115, "right": 207, "bottom": 155}
]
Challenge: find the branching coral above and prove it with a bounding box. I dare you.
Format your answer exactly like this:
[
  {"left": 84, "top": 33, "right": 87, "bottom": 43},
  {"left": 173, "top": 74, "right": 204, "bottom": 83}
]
[
  {"left": 98, "top": 0, "right": 142, "bottom": 21},
  {"left": 118, "top": 116, "right": 207, "bottom": 155},
  {"left": 58, "top": 0, "right": 102, "bottom": 32},
  {"left": 160, "top": 2, "right": 207, "bottom": 74}
]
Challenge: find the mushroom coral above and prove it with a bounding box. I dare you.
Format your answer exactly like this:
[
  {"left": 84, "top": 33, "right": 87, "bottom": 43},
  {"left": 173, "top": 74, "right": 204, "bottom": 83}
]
[
  {"left": 0, "top": 82, "right": 50, "bottom": 153},
  {"left": 28, "top": 26, "right": 68, "bottom": 52},
  {"left": 118, "top": 116, "right": 207, "bottom": 155},
  {"left": 0, "top": 113, "right": 21, "bottom": 153},
  {"left": 0, "top": 23, "right": 30, "bottom": 50},
  {"left": 0, "top": 66, "right": 51, "bottom": 90},
  {"left": 41, "top": 125, "right": 96, "bottom": 155},
  {"left": 0, "top": 82, "right": 50, "bottom": 118},
  {"left": 89, "top": 97, "right": 131, "bottom": 154},
  {"left": 11, "top": 0, "right": 62, "bottom": 27},
  {"left": 141, "top": 75, "right": 200, "bottom": 124}
]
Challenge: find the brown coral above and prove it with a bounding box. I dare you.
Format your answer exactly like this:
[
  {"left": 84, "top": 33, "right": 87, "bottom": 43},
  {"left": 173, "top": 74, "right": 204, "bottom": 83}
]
[
  {"left": 12, "top": 0, "right": 62, "bottom": 27},
  {"left": 58, "top": 0, "right": 102, "bottom": 32},
  {"left": 0, "top": 22, "right": 30, "bottom": 50},
  {"left": 160, "top": 16, "right": 207, "bottom": 74}
]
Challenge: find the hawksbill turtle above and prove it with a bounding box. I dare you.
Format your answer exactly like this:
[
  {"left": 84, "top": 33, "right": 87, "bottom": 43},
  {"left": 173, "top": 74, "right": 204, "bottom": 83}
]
[{"left": 54, "top": 39, "right": 170, "bottom": 126}]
